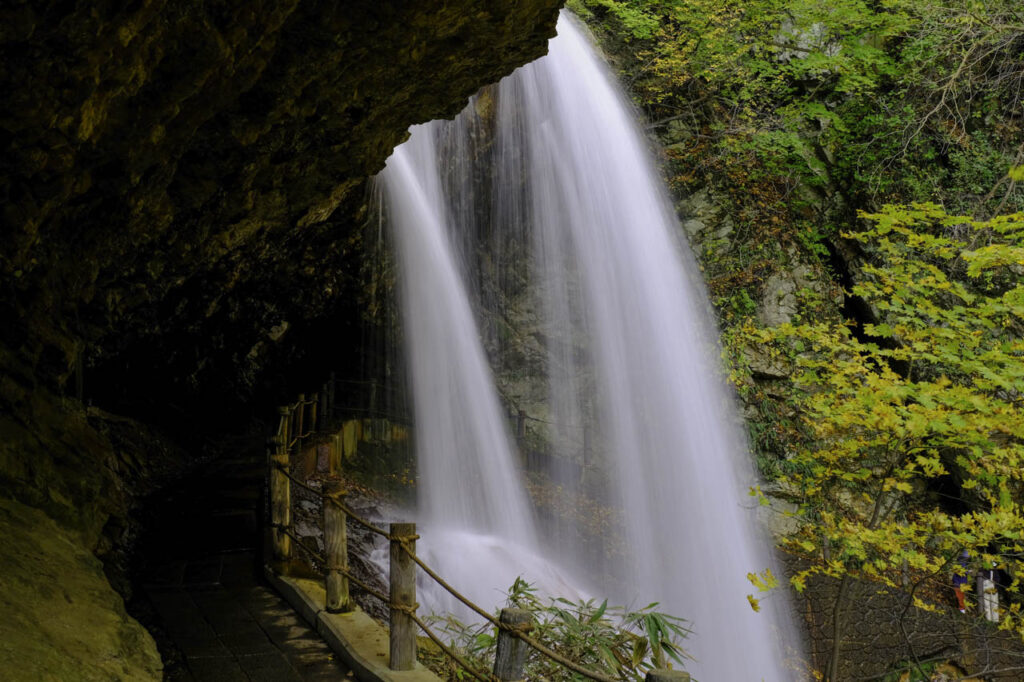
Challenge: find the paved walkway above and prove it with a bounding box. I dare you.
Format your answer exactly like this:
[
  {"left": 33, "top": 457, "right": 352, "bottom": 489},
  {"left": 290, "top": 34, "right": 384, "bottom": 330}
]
[{"left": 136, "top": 450, "right": 353, "bottom": 681}]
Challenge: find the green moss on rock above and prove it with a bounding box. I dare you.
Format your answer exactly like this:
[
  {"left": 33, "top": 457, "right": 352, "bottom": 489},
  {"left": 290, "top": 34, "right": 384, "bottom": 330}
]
[{"left": 0, "top": 498, "right": 162, "bottom": 681}]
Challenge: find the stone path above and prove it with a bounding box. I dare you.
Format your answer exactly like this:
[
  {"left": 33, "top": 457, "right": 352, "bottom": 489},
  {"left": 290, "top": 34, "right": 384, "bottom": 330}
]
[{"left": 136, "top": 450, "right": 353, "bottom": 681}]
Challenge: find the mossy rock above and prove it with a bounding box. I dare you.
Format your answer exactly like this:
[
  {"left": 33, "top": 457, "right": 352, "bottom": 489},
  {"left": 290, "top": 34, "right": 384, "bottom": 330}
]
[{"left": 0, "top": 498, "right": 161, "bottom": 681}]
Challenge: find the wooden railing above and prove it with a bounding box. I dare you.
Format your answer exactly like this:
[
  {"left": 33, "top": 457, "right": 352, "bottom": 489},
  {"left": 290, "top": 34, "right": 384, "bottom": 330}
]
[{"left": 267, "top": 386, "right": 688, "bottom": 682}]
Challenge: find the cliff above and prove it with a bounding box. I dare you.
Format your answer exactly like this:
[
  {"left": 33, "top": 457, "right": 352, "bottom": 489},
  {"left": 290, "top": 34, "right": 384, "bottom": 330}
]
[{"left": 0, "top": 1, "right": 561, "bottom": 677}]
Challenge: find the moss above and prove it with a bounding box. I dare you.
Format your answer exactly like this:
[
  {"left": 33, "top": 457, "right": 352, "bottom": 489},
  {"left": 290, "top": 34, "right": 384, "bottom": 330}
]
[
  {"left": 0, "top": 395, "right": 112, "bottom": 543},
  {"left": 0, "top": 498, "right": 162, "bottom": 681}
]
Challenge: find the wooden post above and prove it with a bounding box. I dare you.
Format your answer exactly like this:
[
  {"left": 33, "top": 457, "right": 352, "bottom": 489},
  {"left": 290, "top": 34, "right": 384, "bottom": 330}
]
[
  {"left": 323, "top": 480, "right": 351, "bottom": 613},
  {"left": 389, "top": 522, "right": 417, "bottom": 670},
  {"left": 310, "top": 392, "right": 319, "bottom": 434},
  {"left": 329, "top": 372, "right": 336, "bottom": 417},
  {"left": 296, "top": 394, "right": 305, "bottom": 443},
  {"left": 645, "top": 671, "right": 690, "bottom": 682},
  {"left": 270, "top": 431, "right": 291, "bottom": 564},
  {"left": 493, "top": 608, "right": 532, "bottom": 681},
  {"left": 319, "top": 387, "right": 328, "bottom": 431},
  {"left": 329, "top": 433, "right": 342, "bottom": 476},
  {"left": 280, "top": 405, "right": 292, "bottom": 450}
]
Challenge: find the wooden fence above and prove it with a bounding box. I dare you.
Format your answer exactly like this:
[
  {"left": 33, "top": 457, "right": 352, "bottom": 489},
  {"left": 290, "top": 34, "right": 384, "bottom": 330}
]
[{"left": 267, "top": 384, "right": 688, "bottom": 682}]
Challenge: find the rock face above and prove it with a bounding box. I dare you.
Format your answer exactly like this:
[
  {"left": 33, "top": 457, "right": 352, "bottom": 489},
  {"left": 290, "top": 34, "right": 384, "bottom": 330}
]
[
  {"left": 756, "top": 254, "right": 838, "bottom": 327},
  {"left": 1, "top": 0, "right": 561, "bottom": 402},
  {"left": 0, "top": 1, "right": 561, "bottom": 678},
  {"left": 0, "top": 497, "right": 163, "bottom": 681}
]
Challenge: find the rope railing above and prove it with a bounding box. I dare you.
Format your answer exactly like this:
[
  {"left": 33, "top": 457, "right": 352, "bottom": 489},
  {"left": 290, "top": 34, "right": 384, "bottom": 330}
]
[
  {"left": 405, "top": 609, "right": 497, "bottom": 682},
  {"left": 280, "top": 526, "right": 327, "bottom": 564},
  {"left": 339, "top": 564, "right": 391, "bottom": 605},
  {"left": 281, "top": 519, "right": 394, "bottom": 605},
  {"left": 331, "top": 405, "right": 413, "bottom": 423},
  {"left": 276, "top": 375, "right": 410, "bottom": 467},
  {"left": 509, "top": 625, "right": 620, "bottom": 682},
  {"left": 395, "top": 538, "right": 618, "bottom": 682},
  {"left": 399, "top": 539, "right": 497, "bottom": 625},
  {"left": 274, "top": 464, "right": 391, "bottom": 538},
  {"left": 396, "top": 537, "right": 620, "bottom": 682},
  {"left": 267, "top": 386, "right": 685, "bottom": 682}
]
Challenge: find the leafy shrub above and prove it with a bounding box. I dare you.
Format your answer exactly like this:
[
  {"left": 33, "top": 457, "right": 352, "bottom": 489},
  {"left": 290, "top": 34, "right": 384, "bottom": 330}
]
[{"left": 422, "top": 577, "right": 692, "bottom": 681}]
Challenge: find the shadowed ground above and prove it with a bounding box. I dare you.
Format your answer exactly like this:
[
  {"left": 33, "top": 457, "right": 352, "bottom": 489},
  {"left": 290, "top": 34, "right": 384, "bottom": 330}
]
[{"left": 133, "top": 446, "right": 353, "bottom": 681}]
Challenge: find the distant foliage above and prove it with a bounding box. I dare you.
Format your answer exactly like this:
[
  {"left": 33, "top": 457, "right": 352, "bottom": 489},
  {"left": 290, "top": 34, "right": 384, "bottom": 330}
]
[
  {"left": 570, "top": 0, "right": 1024, "bottom": 215},
  {"left": 739, "top": 204, "right": 1024, "bottom": 629}
]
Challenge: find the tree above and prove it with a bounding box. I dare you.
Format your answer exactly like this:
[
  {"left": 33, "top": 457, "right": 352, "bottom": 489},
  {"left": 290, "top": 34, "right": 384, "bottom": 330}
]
[
  {"left": 738, "top": 203, "right": 1024, "bottom": 679},
  {"left": 570, "top": 0, "right": 1024, "bottom": 214}
]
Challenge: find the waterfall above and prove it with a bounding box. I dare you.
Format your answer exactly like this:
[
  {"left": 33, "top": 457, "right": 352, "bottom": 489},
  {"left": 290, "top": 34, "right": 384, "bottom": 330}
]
[
  {"left": 379, "top": 10, "right": 800, "bottom": 680},
  {"left": 380, "top": 115, "right": 584, "bottom": 619}
]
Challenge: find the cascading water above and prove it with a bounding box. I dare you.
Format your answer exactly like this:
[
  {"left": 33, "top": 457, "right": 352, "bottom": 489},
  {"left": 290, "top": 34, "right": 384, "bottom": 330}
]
[
  {"left": 381, "top": 126, "right": 531, "bottom": 542},
  {"left": 494, "top": 13, "right": 800, "bottom": 680},
  {"left": 379, "top": 118, "right": 583, "bottom": 619},
  {"left": 380, "top": 10, "right": 800, "bottom": 680}
]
